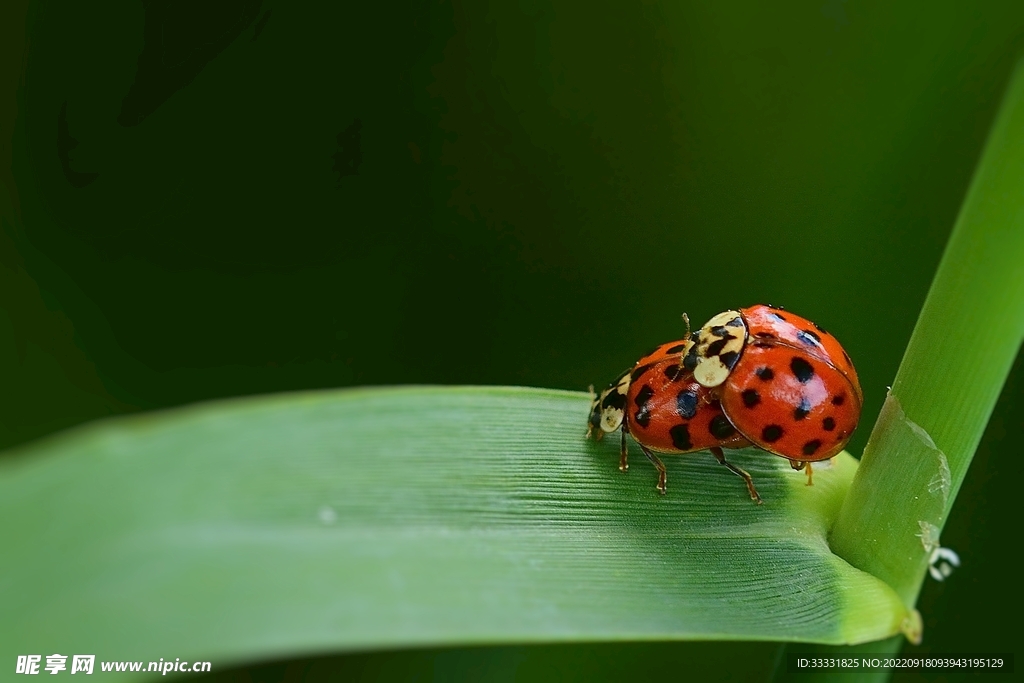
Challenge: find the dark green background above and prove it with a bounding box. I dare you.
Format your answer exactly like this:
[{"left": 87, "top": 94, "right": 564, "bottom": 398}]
[{"left": 1, "top": 0, "right": 1020, "bottom": 680}]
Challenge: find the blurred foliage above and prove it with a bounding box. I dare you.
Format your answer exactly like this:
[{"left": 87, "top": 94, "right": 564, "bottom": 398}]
[{"left": 1, "top": 0, "right": 1021, "bottom": 680}]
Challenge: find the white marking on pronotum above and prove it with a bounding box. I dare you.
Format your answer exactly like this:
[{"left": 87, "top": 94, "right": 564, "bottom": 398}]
[{"left": 694, "top": 357, "right": 729, "bottom": 387}]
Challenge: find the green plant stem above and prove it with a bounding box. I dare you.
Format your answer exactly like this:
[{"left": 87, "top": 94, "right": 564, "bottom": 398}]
[{"left": 829, "top": 60, "right": 1024, "bottom": 628}]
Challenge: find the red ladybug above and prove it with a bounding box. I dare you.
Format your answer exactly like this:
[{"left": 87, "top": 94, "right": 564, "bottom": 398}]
[
  {"left": 588, "top": 327, "right": 763, "bottom": 502},
  {"left": 684, "top": 304, "right": 862, "bottom": 482}
]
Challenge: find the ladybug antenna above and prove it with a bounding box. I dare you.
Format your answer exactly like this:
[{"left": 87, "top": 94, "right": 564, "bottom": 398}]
[{"left": 678, "top": 313, "right": 694, "bottom": 369}]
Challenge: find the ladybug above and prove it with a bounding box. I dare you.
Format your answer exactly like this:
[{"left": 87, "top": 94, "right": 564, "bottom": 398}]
[
  {"left": 684, "top": 304, "right": 862, "bottom": 482},
  {"left": 588, "top": 320, "right": 764, "bottom": 502}
]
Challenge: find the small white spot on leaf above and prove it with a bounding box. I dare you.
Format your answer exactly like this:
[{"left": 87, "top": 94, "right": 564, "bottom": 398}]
[{"left": 319, "top": 506, "right": 337, "bottom": 524}]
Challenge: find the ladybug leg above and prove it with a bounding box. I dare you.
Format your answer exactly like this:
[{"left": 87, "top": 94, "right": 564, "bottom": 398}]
[
  {"left": 698, "top": 393, "right": 727, "bottom": 412},
  {"left": 789, "top": 459, "right": 814, "bottom": 486},
  {"left": 618, "top": 423, "right": 629, "bottom": 472},
  {"left": 637, "top": 443, "right": 667, "bottom": 495},
  {"left": 586, "top": 385, "right": 598, "bottom": 439},
  {"left": 711, "top": 447, "right": 763, "bottom": 505}
]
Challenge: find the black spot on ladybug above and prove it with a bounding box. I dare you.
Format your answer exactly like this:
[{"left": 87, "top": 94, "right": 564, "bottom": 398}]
[
  {"left": 823, "top": 417, "right": 836, "bottom": 431},
  {"left": 755, "top": 366, "right": 774, "bottom": 381},
  {"left": 793, "top": 398, "right": 811, "bottom": 421},
  {"left": 663, "top": 364, "right": 687, "bottom": 381},
  {"left": 710, "top": 325, "right": 730, "bottom": 337},
  {"left": 705, "top": 338, "right": 728, "bottom": 356},
  {"left": 709, "top": 414, "right": 736, "bottom": 439},
  {"left": 631, "top": 363, "right": 655, "bottom": 382},
  {"left": 802, "top": 439, "right": 822, "bottom": 456},
  {"left": 669, "top": 424, "right": 692, "bottom": 450},
  {"left": 630, "top": 387, "right": 655, "bottom": 430},
  {"left": 754, "top": 331, "right": 776, "bottom": 339},
  {"left": 762, "top": 425, "right": 784, "bottom": 442},
  {"left": 635, "top": 406, "right": 651, "bottom": 428},
  {"left": 726, "top": 317, "right": 744, "bottom": 327},
  {"left": 797, "top": 329, "right": 821, "bottom": 346},
  {"left": 683, "top": 346, "right": 699, "bottom": 370},
  {"left": 720, "top": 350, "right": 740, "bottom": 369},
  {"left": 790, "top": 357, "right": 814, "bottom": 383},
  {"left": 832, "top": 393, "right": 846, "bottom": 406},
  {"left": 666, "top": 343, "right": 688, "bottom": 354},
  {"left": 602, "top": 391, "right": 626, "bottom": 410},
  {"left": 812, "top": 320, "right": 828, "bottom": 335},
  {"left": 676, "top": 388, "right": 699, "bottom": 419},
  {"left": 741, "top": 389, "right": 761, "bottom": 408}
]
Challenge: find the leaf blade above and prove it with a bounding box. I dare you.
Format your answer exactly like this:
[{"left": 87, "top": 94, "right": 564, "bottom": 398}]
[{"left": 0, "top": 386, "right": 905, "bottom": 673}]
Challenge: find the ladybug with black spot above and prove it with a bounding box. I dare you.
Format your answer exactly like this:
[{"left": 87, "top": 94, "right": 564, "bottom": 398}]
[
  {"left": 684, "top": 304, "right": 862, "bottom": 483},
  {"left": 587, "top": 318, "right": 764, "bottom": 502}
]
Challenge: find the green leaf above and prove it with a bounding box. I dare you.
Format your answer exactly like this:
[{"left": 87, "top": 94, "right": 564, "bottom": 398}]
[
  {"left": 774, "top": 60, "right": 1024, "bottom": 681},
  {"left": 829, "top": 59, "right": 1024, "bottom": 615},
  {"left": 1, "top": 386, "right": 905, "bottom": 676}
]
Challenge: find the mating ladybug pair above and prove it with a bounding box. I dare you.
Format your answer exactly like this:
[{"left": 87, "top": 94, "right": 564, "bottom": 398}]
[{"left": 587, "top": 304, "right": 862, "bottom": 503}]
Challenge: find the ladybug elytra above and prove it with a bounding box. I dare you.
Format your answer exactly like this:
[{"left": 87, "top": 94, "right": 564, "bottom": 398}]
[
  {"left": 588, "top": 305, "right": 862, "bottom": 502},
  {"left": 588, "top": 319, "right": 763, "bottom": 503}
]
